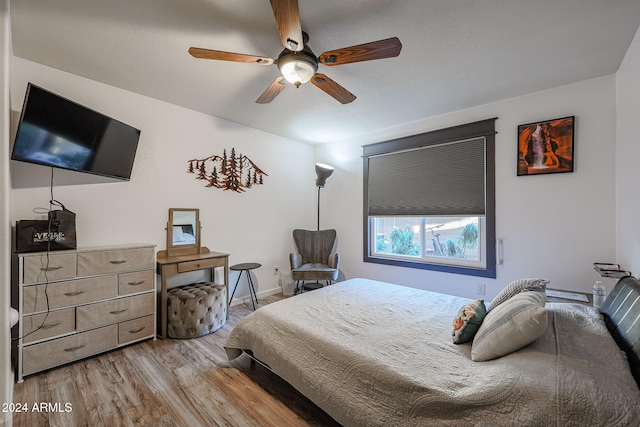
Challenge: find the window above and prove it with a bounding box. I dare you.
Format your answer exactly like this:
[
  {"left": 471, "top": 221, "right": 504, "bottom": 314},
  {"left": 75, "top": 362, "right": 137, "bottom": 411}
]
[
  {"left": 363, "top": 119, "right": 496, "bottom": 278},
  {"left": 371, "top": 216, "right": 485, "bottom": 268}
]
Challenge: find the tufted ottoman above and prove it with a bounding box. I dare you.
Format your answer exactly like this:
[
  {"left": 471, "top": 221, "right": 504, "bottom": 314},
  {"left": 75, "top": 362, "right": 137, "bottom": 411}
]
[{"left": 167, "top": 282, "right": 227, "bottom": 339}]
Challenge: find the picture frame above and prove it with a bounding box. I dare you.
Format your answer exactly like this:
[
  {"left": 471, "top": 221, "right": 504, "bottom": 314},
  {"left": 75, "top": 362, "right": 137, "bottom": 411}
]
[{"left": 517, "top": 116, "right": 574, "bottom": 176}]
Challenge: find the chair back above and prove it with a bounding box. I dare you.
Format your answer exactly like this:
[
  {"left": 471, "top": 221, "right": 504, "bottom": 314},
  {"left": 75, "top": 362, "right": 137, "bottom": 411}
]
[{"left": 293, "top": 229, "right": 337, "bottom": 265}]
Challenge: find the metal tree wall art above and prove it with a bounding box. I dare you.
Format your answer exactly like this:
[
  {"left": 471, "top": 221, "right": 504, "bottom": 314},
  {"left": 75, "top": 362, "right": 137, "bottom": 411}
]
[{"left": 187, "top": 148, "right": 268, "bottom": 193}]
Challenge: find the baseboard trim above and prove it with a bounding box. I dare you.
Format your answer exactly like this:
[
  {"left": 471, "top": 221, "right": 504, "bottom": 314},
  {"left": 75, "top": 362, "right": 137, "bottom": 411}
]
[{"left": 229, "top": 286, "right": 282, "bottom": 307}]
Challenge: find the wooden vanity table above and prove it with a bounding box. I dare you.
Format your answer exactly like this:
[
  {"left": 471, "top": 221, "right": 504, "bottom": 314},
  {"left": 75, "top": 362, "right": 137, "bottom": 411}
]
[{"left": 156, "top": 247, "right": 229, "bottom": 339}]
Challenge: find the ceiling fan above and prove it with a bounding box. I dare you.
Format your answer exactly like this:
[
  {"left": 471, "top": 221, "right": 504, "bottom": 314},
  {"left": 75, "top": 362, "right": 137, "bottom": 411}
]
[{"left": 189, "top": 0, "right": 402, "bottom": 104}]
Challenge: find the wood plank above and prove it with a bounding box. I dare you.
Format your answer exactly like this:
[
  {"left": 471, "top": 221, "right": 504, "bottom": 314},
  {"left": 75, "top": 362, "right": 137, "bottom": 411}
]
[{"left": 12, "top": 294, "right": 340, "bottom": 426}]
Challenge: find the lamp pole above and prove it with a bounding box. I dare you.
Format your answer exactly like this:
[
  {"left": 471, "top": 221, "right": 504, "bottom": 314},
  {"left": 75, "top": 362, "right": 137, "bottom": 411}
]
[
  {"left": 317, "top": 185, "right": 321, "bottom": 231},
  {"left": 314, "top": 163, "right": 334, "bottom": 231}
]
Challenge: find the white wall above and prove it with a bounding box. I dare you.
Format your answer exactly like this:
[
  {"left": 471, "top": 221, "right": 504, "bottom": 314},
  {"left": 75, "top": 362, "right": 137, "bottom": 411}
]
[
  {"left": 616, "top": 25, "right": 640, "bottom": 275},
  {"left": 9, "top": 57, "right": 317, "bottom": 300},
  {"left": 316, "top": 75, "right": 619, "bottom": 300},
  {"left": 1, "top": 1, "right": 13, "bottom": 425}
]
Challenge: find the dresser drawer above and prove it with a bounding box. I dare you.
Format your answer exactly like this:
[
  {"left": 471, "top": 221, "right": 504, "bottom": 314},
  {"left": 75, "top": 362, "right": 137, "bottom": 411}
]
[
  {"left": 177, "top": 257, "right": 224, "bottom": 273},
  {"left": 22, "top": 275, "right": 117, "bottom": 314},
  {"left": 118, "top": 270, "right": 154, "bottom": 296},
  {"left": 22, "top": 252, "right": 77, "bottom": 284},
  {"left": 76, "top": 293, "right": 154, "bottom": 330},
  {"left": 22, "top": 308, "right": 75, "bottom": 344},
  {"left": 118, "top": 315, "right": 154, "bottom": 345},
  {"left": 77, "top": 247, "right": 155, "bottom": 276},
  {"left": 22, "top": 325, "right": 117, "bottom": 376}
]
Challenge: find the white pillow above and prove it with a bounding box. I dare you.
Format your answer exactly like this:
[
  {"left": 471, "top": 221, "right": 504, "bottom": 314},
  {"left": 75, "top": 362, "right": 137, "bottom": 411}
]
[
  {"left": 471, "top": 291, "right": 547, "bottom": 362},
  {"left": 487, "top": 278, "right": 549, "bottom": 312}
]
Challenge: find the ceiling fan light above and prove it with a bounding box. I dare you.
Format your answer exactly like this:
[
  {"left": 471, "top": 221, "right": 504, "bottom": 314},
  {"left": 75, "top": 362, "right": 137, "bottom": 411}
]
[{"left": 278, "top": 55, "right": 318, "bottom": 87}]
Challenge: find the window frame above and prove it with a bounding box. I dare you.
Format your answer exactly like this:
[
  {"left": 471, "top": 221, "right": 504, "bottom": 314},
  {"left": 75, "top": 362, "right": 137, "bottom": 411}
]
[{"left": 362, "top": 118, "right": 497, "bottom": 278}]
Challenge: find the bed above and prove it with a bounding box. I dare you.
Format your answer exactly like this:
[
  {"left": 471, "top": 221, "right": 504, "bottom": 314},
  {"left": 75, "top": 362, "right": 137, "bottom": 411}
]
[{"left": 224, "top": 277, "right": 640, "bottom": 426}]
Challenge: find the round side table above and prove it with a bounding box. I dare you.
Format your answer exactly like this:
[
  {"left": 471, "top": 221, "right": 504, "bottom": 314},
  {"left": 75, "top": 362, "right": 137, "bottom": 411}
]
[{"left": 229, "top": 262, "right": 261, "bottom": 310}]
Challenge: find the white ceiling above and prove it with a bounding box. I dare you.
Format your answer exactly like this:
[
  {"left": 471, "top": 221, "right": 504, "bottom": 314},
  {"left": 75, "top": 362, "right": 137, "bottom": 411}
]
[{"left": 9, "top": 0, "right": 640, "bottom": 145}]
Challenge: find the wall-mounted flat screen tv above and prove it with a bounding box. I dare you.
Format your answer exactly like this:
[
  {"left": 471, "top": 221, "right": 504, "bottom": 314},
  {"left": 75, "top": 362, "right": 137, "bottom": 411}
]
[{"left": 11, "top": 83, "right": 141, "bottom": 181}]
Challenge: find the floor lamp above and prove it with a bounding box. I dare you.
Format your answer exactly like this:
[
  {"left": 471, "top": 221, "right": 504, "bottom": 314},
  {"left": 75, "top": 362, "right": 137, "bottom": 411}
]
[{"left": 315, "top": 163, "right": 334, "bottom": 231}]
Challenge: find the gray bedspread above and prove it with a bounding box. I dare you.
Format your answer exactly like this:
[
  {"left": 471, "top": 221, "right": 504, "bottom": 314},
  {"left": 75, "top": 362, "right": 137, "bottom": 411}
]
[{"left": 225, "top": 278, "right": 640, "bottom": 426}]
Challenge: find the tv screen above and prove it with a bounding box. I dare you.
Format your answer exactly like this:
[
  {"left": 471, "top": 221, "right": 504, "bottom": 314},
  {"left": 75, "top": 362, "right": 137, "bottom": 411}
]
[{"left": 11, "top": 83, "right": 141, "bottom": 181}]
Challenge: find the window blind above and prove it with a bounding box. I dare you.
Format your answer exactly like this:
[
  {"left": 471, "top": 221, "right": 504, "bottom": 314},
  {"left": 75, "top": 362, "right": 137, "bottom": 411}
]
[{"left": 367, "top": 137, "right": 486, "bottom": 216}]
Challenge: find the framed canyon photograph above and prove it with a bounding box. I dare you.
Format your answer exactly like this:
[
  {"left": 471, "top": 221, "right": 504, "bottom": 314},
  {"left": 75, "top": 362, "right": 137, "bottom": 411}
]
[{"left": 517, "top": 116, "right": 575, "bottom": 176}]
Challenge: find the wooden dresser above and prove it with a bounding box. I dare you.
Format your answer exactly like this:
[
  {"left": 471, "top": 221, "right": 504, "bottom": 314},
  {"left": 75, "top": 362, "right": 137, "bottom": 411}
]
[{"left": 14, "top": 244, "right": 156, "bottom": 382}]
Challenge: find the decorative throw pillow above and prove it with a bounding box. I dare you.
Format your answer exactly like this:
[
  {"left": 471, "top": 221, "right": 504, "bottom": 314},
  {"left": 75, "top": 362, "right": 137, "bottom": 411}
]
[
  {"left": 452, "top": 299, "right": 486, "bottom": 344},
  {"left": 487, "top": 278, "right": 549, "bottom": 312},
  {"left": 471, "top": 291, "right": 547, "bottom": 362}
]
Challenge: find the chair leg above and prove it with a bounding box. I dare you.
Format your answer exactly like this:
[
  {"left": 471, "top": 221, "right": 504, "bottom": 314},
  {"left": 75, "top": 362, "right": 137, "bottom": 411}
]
[{"left": 294, "top": 280, "right": 333, "bottom": 293}]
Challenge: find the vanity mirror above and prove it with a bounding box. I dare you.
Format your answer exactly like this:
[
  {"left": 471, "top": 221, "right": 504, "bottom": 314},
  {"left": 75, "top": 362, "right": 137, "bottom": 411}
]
[{"left": 165, "top": 208, "right": 201, "bottom": 256}]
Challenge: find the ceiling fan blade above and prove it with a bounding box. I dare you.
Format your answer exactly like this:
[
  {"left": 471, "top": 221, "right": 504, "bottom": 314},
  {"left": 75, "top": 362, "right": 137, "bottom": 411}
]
[
  {"left": 319, "top": 37, "right": 402, "bottom": 66},
  {"left": 256, "top": 77, "right": 287, "bottom": 104},
  {"left": 270, "top": 0, "right": 303, "bottom": 52},
  {"left": 189, "top": 47, "right": 274, "bottom": 65},
  {"left": 311, "top": 73, "right": 356, "bottom": 104}
]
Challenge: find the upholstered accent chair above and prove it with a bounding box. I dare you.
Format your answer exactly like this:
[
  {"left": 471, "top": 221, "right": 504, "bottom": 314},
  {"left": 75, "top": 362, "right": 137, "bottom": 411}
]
[{"left": 290, "top": 229, "right": 340, "bottom": 292}]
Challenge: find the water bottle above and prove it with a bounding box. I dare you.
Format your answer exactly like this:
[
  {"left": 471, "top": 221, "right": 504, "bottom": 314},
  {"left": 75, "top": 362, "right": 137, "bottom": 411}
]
[{"left": 593, "top": 280, "right": 606, "bottom": 309}]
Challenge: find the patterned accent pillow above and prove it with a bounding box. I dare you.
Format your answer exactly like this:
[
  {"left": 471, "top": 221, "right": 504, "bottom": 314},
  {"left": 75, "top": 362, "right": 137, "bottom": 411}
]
[
  {"left": 487, "top": 278, "right": 549, "bottom": 312},
  {"left": 471, "top": 291, "right": 547, "bottom": 362},
  {"left": 452, "top": 299, "right": 486, "bottom": 344}
]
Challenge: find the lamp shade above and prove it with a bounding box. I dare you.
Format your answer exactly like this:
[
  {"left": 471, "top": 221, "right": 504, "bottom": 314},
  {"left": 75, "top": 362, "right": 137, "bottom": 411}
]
[
  {"left": 278, "top": 53, "right": 318, "bottom": 87},
  {"left": 315, "top": 163, "right": 334, "bottom": 187}
]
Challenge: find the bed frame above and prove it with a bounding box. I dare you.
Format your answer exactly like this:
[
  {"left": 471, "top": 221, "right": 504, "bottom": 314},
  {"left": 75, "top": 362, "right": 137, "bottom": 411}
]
[{"left": 600, "top": 275, "right": 640, "bottom": 388}]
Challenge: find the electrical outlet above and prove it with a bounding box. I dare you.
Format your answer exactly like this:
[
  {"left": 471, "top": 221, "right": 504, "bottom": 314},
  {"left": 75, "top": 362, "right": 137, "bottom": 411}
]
[
  {"left": 274, "top": 266, "right": 279, "bottom": 275},
  {"left": 477, "top": 283, "right": 486, "bottom": 296}
]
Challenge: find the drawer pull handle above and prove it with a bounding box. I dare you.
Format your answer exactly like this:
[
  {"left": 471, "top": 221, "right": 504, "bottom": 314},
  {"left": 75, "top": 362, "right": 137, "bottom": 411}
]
[
  {"left": 64, "top": 344, "right": 86, "bottom": 353},
  {"left": 127, "top": 281, "right": 145, "bottom": 286},
  {"left": 40, "top": 321, "right": 62, "bottom": 330},
  {"left": 40, "top": 266, "right": 62, "bottom": 272},
  {"left": 129, "top": 327, "right": 145, "bottom": 334},
  {"left": 110, "top": 309, "right": 128, "bottom": 315},
  {"left": 110, "top": 260, "right": 127, "bottom": 265},
  {"left": 64, "top": 290, "right": 86, "bottom": 297}
]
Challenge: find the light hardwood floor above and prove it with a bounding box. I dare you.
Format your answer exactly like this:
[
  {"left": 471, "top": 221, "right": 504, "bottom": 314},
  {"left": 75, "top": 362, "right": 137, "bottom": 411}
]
[{"left": 12, "top": 294, "right": 341, "bottom": 427}]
